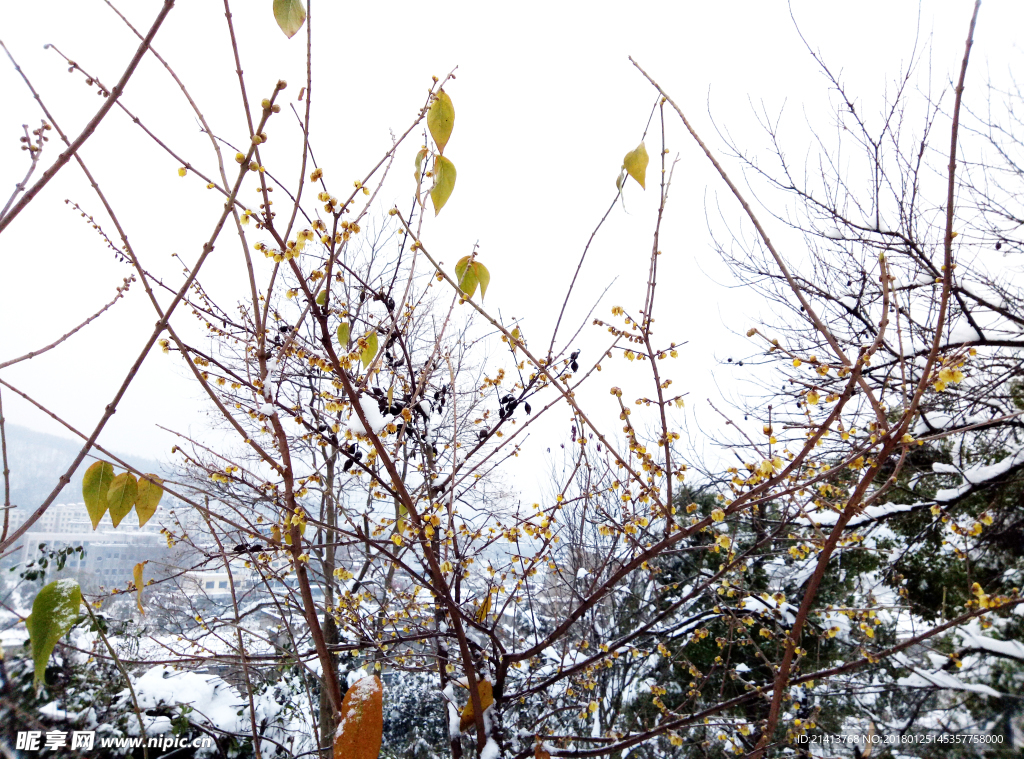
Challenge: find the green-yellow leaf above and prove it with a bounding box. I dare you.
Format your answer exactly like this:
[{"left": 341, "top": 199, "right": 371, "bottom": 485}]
[
  {"left": 135, "top": 475, "right": 163, "bottom": 528},
  {"left": 273, "top": 0, "right": 306, "bottom": 38},
  {"left": 455, "top": 255, "right": 476, "bottom": 298},
  {"left": 430, "top": 156, "right": 456, "bottom": 216},
  {"left": 337, "top": 322, "right": 350, "bottom": 348},
  {"left": 623, "top": 142, "right": 649, "bottom": 190},
  {"left": 361, "top": 331, "right": 379, "bottom": 369},
  {"left": 107, "top": 472, "right": 138, "bottom": 529},
  {"left": 134, "top": 562, "right": 146, "bottom": 614},
  {"left": 427, "top": 90, "right": 455, "bottom": 155},
  {"left": 474, "top": 262, "right": 490, "bottom": 300},
  {"left": 82, "top": 461, "right": 114, "bottom": 530},
  {"left": 316, "top": 289, "right": 327, "bottom": 306},
  {"left": 26, "top": 579, "right": 81, "bottom": 692},
  {"left": 414, "top": 148, "right": 428, "bottom": 183}
]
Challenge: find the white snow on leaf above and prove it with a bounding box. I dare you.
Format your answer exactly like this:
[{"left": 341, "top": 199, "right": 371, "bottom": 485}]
[
  {"left": 803, "top": 501, "right": 916, "bottom": 527},
  {"left": 936, "top": 444, "right": 1024, "bottom": 502},
  {"left": 480, "top": 737, "right": 501, "bottom": 759},
  {"left": 961, "top": 629, "right": 1024, "bottom": 661},
  {"left": 742, "top": 594, "right": 797, "bottom": 625},
  {"left": 346, "top": 668, "right": 370, "bottom": 688},
  {"left": 944, "top": 323, "right": 982, "bottom": 346},
  {"left": 133, "top": 665, "right": 251, "bottom": 732},
  {"left": 443, "top": 683, "right": 461, "bottom": 740},
  {"left": 897, "top": 668, "right": 1001, "bottom": 697},
  {"left": 346, "top": 394, "right": 393, "bottom": 435}
]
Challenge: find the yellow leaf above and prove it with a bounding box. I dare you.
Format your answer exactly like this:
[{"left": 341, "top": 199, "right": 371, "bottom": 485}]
[
  {"left": 333, "top": 675, "right": 383, "bottom": 759},
  {"left": 430, "top": 156, "right": 456, "bottom": 216},
  {"left": 623, "top": 142, "right": 649, "bottom": 189},
  {"left": 427, "top": 89, "right": 455, "bottom": 155},
  {"left": 82, "top": 461, "right": 114, "bottom": 530},
  {"left": 273, "top": 0, "right": 306, "bottom": 38},
  {"left": 475, "top": 590, "right": 492, "bottom": 623},
  {"left": 337, "top": 322, "right": 350, "bottom": 348},
  {"left": 134, "top": 562, "right": 147, "bottom": 615},
  {"left": 107, "top": 472, "right": 138, "bottom": 529},
  {"left": 135, "top": 475, "right": 163, "bottom": 527},
  {"left": 459, "top": 679, "right": 494, "bottom": 732}
]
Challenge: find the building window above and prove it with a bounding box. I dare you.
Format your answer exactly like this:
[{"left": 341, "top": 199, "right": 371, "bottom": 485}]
[
  {"left": 206, "top": 581, "right": 214, "bottom": 589},
  {"left": 218, "top": 581, "right": 228, "bottom": 589}
]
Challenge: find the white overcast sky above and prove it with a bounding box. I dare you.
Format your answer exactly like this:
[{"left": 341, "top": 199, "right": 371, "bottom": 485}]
[{"left": 1, "top": 0, "right": 1021, "bottom": 478}]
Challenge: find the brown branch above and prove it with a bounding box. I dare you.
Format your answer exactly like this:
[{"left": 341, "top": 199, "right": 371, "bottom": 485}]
[{"left": 0, "top": 0, "right": 176, "bottom": 233}]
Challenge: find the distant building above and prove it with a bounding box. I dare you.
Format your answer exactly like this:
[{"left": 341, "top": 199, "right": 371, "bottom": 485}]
[{"left": 2, "top": 502, "right": 171, "bottom": 587}]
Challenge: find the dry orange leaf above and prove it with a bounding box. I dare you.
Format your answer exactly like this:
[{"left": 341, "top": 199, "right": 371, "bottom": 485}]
[
  {"left": 333, "top": 675, "right": 383, "bottom": 759},
  {"left": 459, "top": 679, "right": 493, "bottom": 733},
  {"left": 535, "top": 743, "right": 551, "bottom": 759}
]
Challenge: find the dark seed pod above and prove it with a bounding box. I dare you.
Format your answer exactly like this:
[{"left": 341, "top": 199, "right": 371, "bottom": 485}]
[
  {"left": 524, "top": 402, "right": 532, "bottom": 415},
  {"left": 570, "top": 361, "right": 579, "bottom": 372}
]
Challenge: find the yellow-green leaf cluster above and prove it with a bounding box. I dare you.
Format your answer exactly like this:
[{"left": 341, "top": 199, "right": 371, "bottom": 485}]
[
  {"left": 455, "top": 256, "right": 491, "bottom": 300},
  {"left": 82, "top": 461, "right": 164, "bottom": 529}
]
